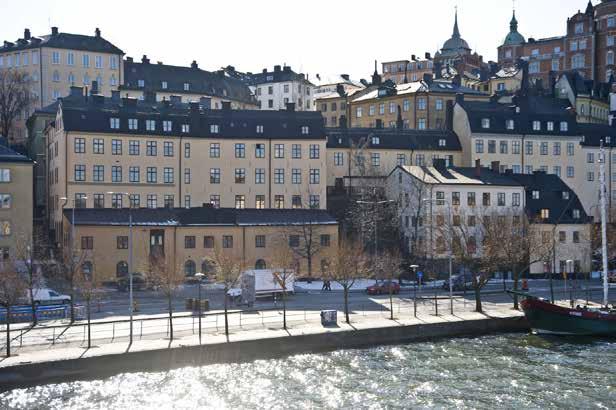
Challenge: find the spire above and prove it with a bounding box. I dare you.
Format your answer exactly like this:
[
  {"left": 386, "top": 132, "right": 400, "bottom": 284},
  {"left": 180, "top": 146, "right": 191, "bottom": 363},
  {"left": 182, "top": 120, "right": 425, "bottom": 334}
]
[
  {"left": 510, "top": 10, "right": 518, "bottom": 31},
  {"left": 586, "top": 0, "right": 594, "bottom": 16},
  {"left": 453, "top": 7, "right": 461, "bottom": 38}
]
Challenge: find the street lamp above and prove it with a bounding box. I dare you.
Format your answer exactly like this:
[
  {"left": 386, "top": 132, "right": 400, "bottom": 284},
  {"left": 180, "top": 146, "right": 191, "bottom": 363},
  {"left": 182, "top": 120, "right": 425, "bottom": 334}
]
[
  {"left": 107, "top": 192, "right": 134, "bottom": 344},
  {"left": 60, "top": 195, "right": 87, "bottom": 322},
  {"left": 410, "top": 264, "right": 419, "bottom": 317},
  {"left": 423, "top": 198, "right": 454, "bottom": 315},
  {"left": 194, "top": 272, "right": 205, "bottom": 343}
]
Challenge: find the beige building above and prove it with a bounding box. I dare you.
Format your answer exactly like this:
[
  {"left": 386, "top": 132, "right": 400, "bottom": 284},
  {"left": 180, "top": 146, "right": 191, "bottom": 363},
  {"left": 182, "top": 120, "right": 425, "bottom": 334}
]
[
  {"left": 0, "top": 146, "right": 34, "bottom": 260},
  {"left": 349, "top": 78, "right": 488, "bottom": 130},
  {"left": 46, "top": 88, "right": 327, "bottom": 247},
  {"left": 119, "top": 56, "right": 257, "bottom": 110},
  {"left": 382, "top": 56, "right": 434, "bottom": 84},
  {"left": 64, "top": 207, "right": 339, "bottom": 283},
  {"left": 0, "top": 27, "right": 123, "bottom": 143}
]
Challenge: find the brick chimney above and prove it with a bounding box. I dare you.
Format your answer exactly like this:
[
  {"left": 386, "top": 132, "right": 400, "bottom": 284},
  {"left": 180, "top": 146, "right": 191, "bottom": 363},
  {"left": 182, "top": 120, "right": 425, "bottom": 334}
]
[
  {"left": 24, "top": 28, "right": 31, "bottom": 40},
  {"left": 191, "top": 60, "right": 198, "bottom": 69},
  {"left": 95, "top": 28, "right": 101, "bottom": 38},
  {"left": 475, "top": 159, "right": 481, "bottom": 177},
  {"left": 51, "top": 27, "right": 58, "bottom": 36},
  {"left": 141, "top": 55, "right": 150, "bottom": 64},
  {"left": 491, "top": 161, "right": 500, "bottom": 173}
]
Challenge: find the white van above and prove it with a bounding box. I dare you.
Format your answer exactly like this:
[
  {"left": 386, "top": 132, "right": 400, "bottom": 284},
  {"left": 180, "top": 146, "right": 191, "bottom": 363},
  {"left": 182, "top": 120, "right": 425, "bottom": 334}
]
[
  {"left": 227, "top": 269, "right": 295, "bottom": 302},
  {"left": 25, "top": 288, "right": 72, "bottom": 305}
]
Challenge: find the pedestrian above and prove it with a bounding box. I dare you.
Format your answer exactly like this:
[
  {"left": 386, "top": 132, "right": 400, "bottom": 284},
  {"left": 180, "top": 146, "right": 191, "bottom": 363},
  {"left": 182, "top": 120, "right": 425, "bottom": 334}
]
[
  {"left": 322, "top": 280, "right": 327, "bottom": 291},
  {"left": 326, "top": 280, "right": 332, "bottom": 291}
]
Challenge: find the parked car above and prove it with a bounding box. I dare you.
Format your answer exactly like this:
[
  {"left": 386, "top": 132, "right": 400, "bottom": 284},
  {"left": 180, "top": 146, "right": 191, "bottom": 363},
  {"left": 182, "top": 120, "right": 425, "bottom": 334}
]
[
  {"left": 117, "top": 272, "right": 147, "bottom": 292},
  {"left": 24, "top": 288, "right": 71, "bottom": 305},
  {"left": 442, "top": 274, "right": 479, "bottom": 291},
  {"left": 609, "top": 271, "right": 616, "bottom": 284},
  {"left": 366, "top": 280, "right": 401, "bottom": 295}
]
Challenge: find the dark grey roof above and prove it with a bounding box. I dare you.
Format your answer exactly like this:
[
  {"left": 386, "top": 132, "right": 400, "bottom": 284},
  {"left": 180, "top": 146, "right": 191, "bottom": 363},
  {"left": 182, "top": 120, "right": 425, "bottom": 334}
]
[
  {"left": 121, "top": 60, "right": 256, "bottom": 105},
  {"left": 506, "top": 172, "right": 591, "bottom": 224},
  {"left": 578, "top": 123, "right": 616, "bottom": 147},
  {"left": 558, "top": 71, "right": 611, "bottom": 101},
  {"left": 245, "top": 66, "right": 313, "bottom": 86},
  {"left": 326, "top": 128, "right": 462, "bottom": 152},
  {"left": 63, "top": 207, "right": 338, "bottom": 227},
  {"left": 58, "top": 90, "right": 325, "bottom": 140},
  {"left": 460, "top": 96, "right": 577, "bottom": 135},
  {"left": 406, "top": 166, "right": 523, "bottom": 186},
  {"left": 1, "top": 30, "right": 123, "bottom": 54},
  {"left": 427, "top": 80, "right": 486, "bottom": 95},
  {"left": 0, "top": 144, "right": 33, "bottom": 163}
]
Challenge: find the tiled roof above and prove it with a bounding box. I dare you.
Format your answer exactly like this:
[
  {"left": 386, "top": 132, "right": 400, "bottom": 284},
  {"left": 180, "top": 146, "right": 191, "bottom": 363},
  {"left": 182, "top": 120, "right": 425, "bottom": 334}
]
[
  {"left": 63, "top": 207, "right": 338, "bottom": 227},
  {"left": 0, "top": 30, "right": 123, "bottom": 54},
  {"left": 58, "top": 90, "right": 325, "bottom": 140},
  {"left": 121, "top": 60, "right": 256, "bottom": 105},
  {"left": 326, "top": 128, "right": 461, "bottom": 152}
]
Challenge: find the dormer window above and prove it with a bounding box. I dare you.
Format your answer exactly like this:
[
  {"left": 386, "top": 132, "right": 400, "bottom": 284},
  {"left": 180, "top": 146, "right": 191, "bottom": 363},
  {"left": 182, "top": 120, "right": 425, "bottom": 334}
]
[
  {"left": 607, "top": 136, "right": 612, "bottom": 144},
  {"left": 532, "top": 121, "right": 541, "bottom": 131},
  {"left": 439, "top": 139, "right": 446, "bottom": 147},
  {"left": 181, "top": 124, "right": 190, "bottom": 133},
  {"left": 532, "top": 190, "right": 540, "bottom": 199},
  {"left": 540, "top": 209, "right": 550, "bottom": 219},
  {"left": 301, "top": 126, "right": 310, "bottom": 135},
  {"left": 256, "top": 125, "right": 264, "bottom": 134},
  {"left": 146, "top": 120, "right": 156, "bottom": 131},
  {"left": 560, "top": 121, "right": 568, "bottom": 132},
  {"left": 163, "top": 120, "right": 172, "bottom": 132},
  {"left": 110, "top": 117, "right": 120, "bottom": 129},
  {"left": 573, "top": 209, "right": 581, "bottom": 219},
  {"left": 128, "top": 118, "right": 138, "bottom": 130},
  {"left": 210, "top": 124, "right": 220, "bottom": 134},
  {"left": 138, "top": 79, "right": 145, "bottom": 88},
  {"left": 161, "top": 81, "right": 168, "bottom": 89},
  {"left": 562, "top": 191, "right": 570, "bottom": 200},
  {"left": 183, "top": 82, "right": 190, "bottom": 91},
  {"left": 371, "top": 136, "right": 380, "bottom": 145},
  {"left": 481, "top": 118, "right": 490, "bottom": 129},
  {"left": 547, "top": 121, "right": 554, "bottom": 131},
  {"left": 266, "top": 75, "right": 274, "bottom": 81},
  {"left": 506, "top": 119, "right": 514, "bottom": 130}
]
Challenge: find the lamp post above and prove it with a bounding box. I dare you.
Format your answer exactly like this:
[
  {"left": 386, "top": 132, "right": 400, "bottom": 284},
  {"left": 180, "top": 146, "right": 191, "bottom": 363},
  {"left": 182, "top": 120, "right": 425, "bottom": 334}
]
[
  {"left": 423, "top": 198, "right": 454, "bottom": 315},
  {"left": 107, "top": 192, "right": 134, "bottom": 344},
  {"left": 60, "top": 195, "right": 87, "bottom": 322},
  {"left": 410, "top": 264, "right": 419, "bottom": 317},
  {"left": 195, "top": 272, "right": 205, "bottom": 343},
  {"left": 566, "top": 259, "right": 574, "bottom": 307}
]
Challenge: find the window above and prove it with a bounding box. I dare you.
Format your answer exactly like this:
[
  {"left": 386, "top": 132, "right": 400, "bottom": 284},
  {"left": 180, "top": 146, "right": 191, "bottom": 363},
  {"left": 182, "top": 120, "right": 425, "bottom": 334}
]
[
  {"left": 532, "top": 190, "right": 540, "bottom": 200},
  {"left": 488, "top": 140, "right": 496, "bottom": 154},
  {"left": 525, "top": 141, "right": 533, "bottom": 155},
  {"left": 255, "top": 168, "right": 265, "bottom": 184},
  {"left": 204, "top": 236, "right": 215, "bottom": 248},
  {"left": 475, "top": 139, "right": 484, "bottom": 153},
  {"left": 573, "top": 231, "right": 580, "bottom": 244},
  {"left": 587, "top": 171, "right": 595, "bottom": 181},
  {"left": 506, "top": 119, "right": 514, "bottom": 130},
  {"left": 235, "top": 168, "right": 246, "bottom": 184},
  {"left": 93, "top": 138, "right": 104, "bottom": 154},
  {"left": 553, "top": 166, "right": 561, "bottom": 177},
  {"left": 500, "top": 141, "right": 508, "bottom": 154},
  {"left": 320, "top": 234, "right": 331, "bottom": 247},
  {"left": 163, "top": 168, "right": 174, "bottom": 184},
  {"left": 147, "top": 167, "right": 157, "bottom": 183},
  {"left": 210, "top": 195, "right": 220, "bottom": 208},
  {"left": 529, "top": 62, "right": 540, "bottom": 74},
  {"left": 75, "top": 193, "right": 87, "bottom": 208},
  {"left": 92, "top": 194, "right": 104, "bottom": 208},
  {"left": 235, "top": 143, "right": 246, "bottom": 158},
  {"left": 540, "top": 209, "right": 550, "bottom": 220},
  {"left": 128, "top": 140, "right": 140, "bottom": 156},
  {"left": 52, "top": 51, "right": 60, "bottom": 64},
  {"left": 289, "top": 235, "right": 300, "bottom": 248},
  {"left": 567, "top": 142, "right": 575, "bottom": 156},
  {"left": 183, "top": 82, "right": 190, "bottom": 91},
  {"left": 74, "top": 165, "right": 86, "bottom": 181},
  {"left": 0, "top": 194, "right": 11, "bottom": 209},
  {"left": 255, "top": 195, "right": 265, "bottom": 209},
  {"left": 567, "top": 166, "right": 575, "bottom": 178},
  {"left": 185, "top": 236, "right": 196, "bottom": 249},
  {"left": 163, "top": 121, "right": 172, "bottom": 132},
  {"left": 511, "top": 141, "right": 520, "bottom": 155},
  {"left": 553, "top": 142, "right": 561, "bottom": 156},
  {"left": 111, "top": 193, "right": 122, "bottom": 208},
  {"left": 467, "top": 192, "right": 476, "bottom": 206},
  {"left": 274, "top": 144, "right": 284, "bottom": 158},
  {"left": 146, "top": 120, "right": 156, "bottom": 131},
  {"left": 587, "top": 152, "right": 595, "bottom": 163},
  {"left": 184, "top": 260, "right": 196, "bottom": 277},
  {"left": 540, "top": 142, "right": 548, "bottom": 155},
  {"left": 210, "top": 168, "right": 221, "bottom": 184},
  {"left": 161, "top": 141, "right": 173, "bottom": 157},
  {"left": 560, "top": 122, "right": 568, "bottom": 132},
  {"left": 512, "top": 193, "right": 520, "bottom": 207},
  {"left": 146, "top": 141, "right": 157, "bottom": 156},
  {"left": 163, "top": 195, "right": 174, "bottom": 208},
  {"left": 309, "top": 144, "right": 320, "bottom": 159},
  {"left": 403, "top": 99, "right": 410, "bottom": 112},
  {"left": 255, "top": 235, "right": 266, "bottom": 248},
  {"left": 74, "top": 138, "right": 85, "bottom": 153},
  {"left": 418, "top": 119, "right": 427, "bottom": 130},
  {"left": 396, "top": 154, "right": 406, "bottom": 166},
  {"left": 255, "top": 144, "right": 265, "bottom": 158},
  {"left": 274, "top": 195, "right": 284, "bottom": 209},
  {"left": 129, "top": 166, "right": 140, "bottom": 183},
  {"left": 371, "top": 153, "right": 380, "bottom": 167},
  {"left": 435, "top": 191, "right": 445, "bottom": 205},
  {"left": 497, "top": 193, "right": 506, "bottom": 206},
  {"left": 81, "top": 236, "right": 94, "bottom": 250},
  {"left": 292, "top": 196, "right": 302, "bottom": 209},
  {"left": 301, "top": 126, "right": 310, "bottom": 135},
  {"left": 128, "top": 118, "right": 138, "bottom": 130},
  {"left": 309, "top": 169, "right": 320, "bottom": 184},
  {"left": 93, "top": 165, "right": 104, "bottom": 182},
  {"left": 210, "top": 143, "right": 220, "bottom": 158},
  {"left": 417, "top": 98, "right": 426, "bottom": 110},
  {"left": 274, "top": 169, "right": 284, "bottom": 184},
  {"left": 334, "top": 152, "right": 344, "bottom": 166},
  {"left": 309, "top": 195, "right": 320, "bottom": 209},
  {"left": 482, "top": 193, "right": 491, "bottom": 206},
  {"left": 292, "top": 144, "right": 302, "bottom": 159},
  {"left": 82, "top": 54, "right": 90, "bottom": 67},
  {"left": 147, "top": 194, "right": 157, "bottom": 208},
  {"left": 452, "top": 192, "right": 460, "bottom": 206},
  {"left": 112, "top": 166, "right": 122, "bottom": 182},
  {"left": 184, "top": 195, "right": 191, "bottom": 208}
]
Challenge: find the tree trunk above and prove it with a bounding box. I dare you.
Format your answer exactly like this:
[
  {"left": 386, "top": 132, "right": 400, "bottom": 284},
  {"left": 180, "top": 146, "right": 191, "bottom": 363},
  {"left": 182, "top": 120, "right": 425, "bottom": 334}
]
[
  {"left": 389, "top": 285, "right": 394, "bottom": 320},
  {"left": 344, "top": 287, "right": 350, "bottom": 324},
  {"left": 70, "top": 276, "right": 76, "bottom": 323},
  {"left": 307, "top": 256, "right": 313, "bottom": 280},
  {"left": 29, "top": 285, "right": 37, "bottom": 326},
  {"left": 5, "top": 305, "right": 10, "bottom": 357},
  {"left": 512, "top": 269, "right": 520, "bottom": 310},
  {"left": 224, "top": 290, "right": 229, "bottom": 336},
  {"left": 474, "top": 285, "right": 482, "bottom": 313},
  {"left": 282, "top": 289, "right": 287, "bottom": 330},
  {"left": 87, "top": 296, "right": 91, "bottom": 348},
  {"left": 168, "top": 295, "right": 174, "bottom": 341}
]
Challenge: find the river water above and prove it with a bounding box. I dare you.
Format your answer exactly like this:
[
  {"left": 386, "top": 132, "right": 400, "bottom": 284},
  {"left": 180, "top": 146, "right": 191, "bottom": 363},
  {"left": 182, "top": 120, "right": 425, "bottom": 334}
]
[{"left": 1, "top": 334, "right": 615, "bottom": 409}]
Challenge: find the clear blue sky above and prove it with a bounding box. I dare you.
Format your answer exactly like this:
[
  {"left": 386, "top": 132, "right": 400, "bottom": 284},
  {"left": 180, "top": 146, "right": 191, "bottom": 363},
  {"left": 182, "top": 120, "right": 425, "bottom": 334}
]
[{"left": 0, "top": 0, "right": 590, "bottom": 80}]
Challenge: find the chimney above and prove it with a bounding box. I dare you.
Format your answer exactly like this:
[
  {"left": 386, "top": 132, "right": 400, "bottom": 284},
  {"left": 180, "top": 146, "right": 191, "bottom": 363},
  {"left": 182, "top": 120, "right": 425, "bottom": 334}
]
[
  {"left": 262, "top": 68, "right": 267, "bottom": 74},
  {"left": 189, "top": 101, "right": 199, "bottom": 112},
  {"left": 221, "top": 101, "right": 232, "bottom": 111},
  {"left": 475, "top": 159, "right": 481, "bottom": 177},
  {"left": 411, "top": 54, "right": 417, "bottom": 61},
  {"left": 286, "top": 102, "right": 296, "bottom": 112},
  {"left": 126, "top": 56, "right": 133, "bottom": 63},
  {"left": 200, "top": 97, "right": 212, "bottom": 110},
  {"left": 455, "top": 93, "right": 464, "bottom": 105},
  {"left": 90, "top": 80, "right": 99, "bottom": 95},
  {"left": 340, "top": 74, "right": 350, "bottom": 81},
  {"left": 111, "top": 90, "right": 120, "bottom": 102},
  {"left": 425, "top": 52, "right": 432, "bottom": 60},
  {"left": 433, "top": 158, "right": 447, "bottom": 169},
  {"left": 491, "top": 161, "right": 500, "bottom": 173},
  {"left": 191, "top": 60, "right": 198, "bottom": 69},
  {"left": 445, "top": 100, "right": 454, "bottom": 131},
  {"left": 69, "top": 86, "right": 83, "bottom": 98},
  {"left": 375, "top": 119, "right": 383, "bottom": 129},
  {"left": 396, "top": 105, "right": 403, "bottom": 129},
  {"left": 283, "top": 66, "right": 292, "bottom": 72},
  {"left": 335, "top": 84, "right": 345, "bottom": 96},
  {"left": 95, "top": 28, "right": 101, "bottom": 38},
  {"left": 142, "top": 55, "right": 150, "bottom": 64},
  {"left": 24, "top": 28, "right": 31, "bottom": 40},
  {"left": 51, "top": 27, "right": 58, "bottom": 36},
  {"left": 423, "top": 73, "right": 433, "bottom": 85},
  {"left": 274, "top": 65, "right": 282, "bottom": 72},
  {"left": 121, "top": 96, "right": 137, "bottom": 108}
]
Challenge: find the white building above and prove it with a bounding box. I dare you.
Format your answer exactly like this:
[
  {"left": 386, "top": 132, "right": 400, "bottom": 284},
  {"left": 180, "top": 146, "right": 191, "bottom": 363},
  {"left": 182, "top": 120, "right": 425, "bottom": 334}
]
[{"left": 248, "top": 65, "right": 315, "bottom": 111}]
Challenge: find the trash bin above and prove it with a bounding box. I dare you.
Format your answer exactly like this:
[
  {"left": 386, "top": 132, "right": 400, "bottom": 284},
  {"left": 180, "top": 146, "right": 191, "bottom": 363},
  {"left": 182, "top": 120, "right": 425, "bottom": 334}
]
[{"left": 320, "top": 310, "right": 337, "bottom": 326}]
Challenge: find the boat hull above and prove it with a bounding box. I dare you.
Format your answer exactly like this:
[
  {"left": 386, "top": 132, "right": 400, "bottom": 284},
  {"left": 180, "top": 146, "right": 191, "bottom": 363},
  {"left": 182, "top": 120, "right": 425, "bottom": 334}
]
[{"left": 521, "top": 298, "right": 616, "bottom": 336}]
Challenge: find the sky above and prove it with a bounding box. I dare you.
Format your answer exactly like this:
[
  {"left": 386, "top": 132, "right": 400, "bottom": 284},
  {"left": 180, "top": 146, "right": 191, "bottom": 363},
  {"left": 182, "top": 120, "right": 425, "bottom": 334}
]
[{"left": 0, "top": 0, "right": 592, "bottom": 81}]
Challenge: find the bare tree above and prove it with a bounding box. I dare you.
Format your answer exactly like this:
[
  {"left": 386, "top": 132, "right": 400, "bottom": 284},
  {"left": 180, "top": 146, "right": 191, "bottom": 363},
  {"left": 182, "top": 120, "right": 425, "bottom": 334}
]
[
  {"left": 0, "top": 258, "right": 27, "bottom": 357},
  {"left": 0, "top": 70, "right": 34, "bottom": 142},
  {"left": 271, "top": 239, "right": 298, "bottom": 330},
  {"left": 75, "top": 258, "right": 100, "bottom": 348},
  {"left": 146, "top": 252, "right": 183, "bottom": 341},
  {"left": 374, "top": 248, "right": 403, "bottom": 320},
  {"left": 326, "top": 239, "right": 370, "bottom": 323},
  {"left": 60, "top": 241, "right": 89, "bottom": 322},
  {"left": 285, "top": 215, "right": 325, "bottom": 281},
  {"left": 212, "top": 247, "right": 244, "bottom": 336},
  {"left": 13, "top": 233, "right": 42, "bottom": 325}
]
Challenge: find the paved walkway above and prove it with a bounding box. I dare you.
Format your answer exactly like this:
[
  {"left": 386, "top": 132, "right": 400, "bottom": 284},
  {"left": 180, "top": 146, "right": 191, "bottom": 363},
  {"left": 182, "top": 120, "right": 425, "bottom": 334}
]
[{"left": 0, "top": 297, "right": 524, "bottom": 369}]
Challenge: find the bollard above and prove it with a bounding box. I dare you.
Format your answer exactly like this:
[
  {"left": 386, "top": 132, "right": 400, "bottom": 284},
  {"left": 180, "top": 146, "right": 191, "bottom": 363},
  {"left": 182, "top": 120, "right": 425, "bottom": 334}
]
[
  {"left": 239, "top": 311, "right": 242, "bottom": 328},
  {"left": 140, "top": 321, "right": 143, "bottom": 338},
  {"left": 112, "top": 322, "right": 115, "bottom": 341},
  {"left": 414, "top": 297, "right": 417, "bottom": 318},
  {"left": 52, "top": 328, "right": 55, "bottom": 345},
  {"left": 434, "top": 290, "right": 439, "bottom": 316}
]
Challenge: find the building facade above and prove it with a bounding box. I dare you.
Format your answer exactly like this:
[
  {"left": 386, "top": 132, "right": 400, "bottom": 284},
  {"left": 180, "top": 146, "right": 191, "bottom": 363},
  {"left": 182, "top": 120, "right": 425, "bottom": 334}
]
[
  {"left": 64, "top": 207, "right": 339, "bottom": 283},
  {"left": 46, "top": 88, "right": 327, "bottom": 247},
  {"left": 381, "top": 56, "right": 434, "bottom": 84},
  {"left": 0, "top": 27, "right": 123, "bottom": 143}
]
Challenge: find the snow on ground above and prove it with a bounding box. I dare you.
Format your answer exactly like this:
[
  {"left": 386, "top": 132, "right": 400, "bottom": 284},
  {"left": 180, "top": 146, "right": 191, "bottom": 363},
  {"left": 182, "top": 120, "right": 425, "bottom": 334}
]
[{"left": 294, "top": 279, "right": 446, "bottom": 292}]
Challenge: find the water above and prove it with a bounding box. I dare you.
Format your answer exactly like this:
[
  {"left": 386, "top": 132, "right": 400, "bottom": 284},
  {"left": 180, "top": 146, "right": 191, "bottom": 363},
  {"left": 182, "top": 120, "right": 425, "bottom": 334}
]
[{"left": 1, "top": 334, "right": 615, "bottom": 409}]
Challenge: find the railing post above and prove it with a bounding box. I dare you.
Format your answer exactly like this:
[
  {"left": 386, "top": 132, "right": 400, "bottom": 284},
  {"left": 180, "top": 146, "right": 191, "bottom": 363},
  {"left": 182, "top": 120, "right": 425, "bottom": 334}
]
[
  {"left": 140, "top": 320, "right": 143, "bottom": 338},
  {"left": 239, "top": 311, "right": 242, "bottom": 328},
  {"left": 112, "top": 322, "right": 115, "bottom": 341},
  {"left": 52, "top": 328, "right": 55, "bottom": 345}
]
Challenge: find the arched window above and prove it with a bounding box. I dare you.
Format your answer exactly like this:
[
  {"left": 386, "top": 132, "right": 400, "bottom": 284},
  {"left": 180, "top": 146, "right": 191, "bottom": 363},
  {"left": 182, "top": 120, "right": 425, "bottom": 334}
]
[
  {"left": 255, "top": 259, "right": 266, "bottom": 269},
  {"left": 52, "top": 70, "right": 60, "bottom": 82},
  {"left": 82, "top": 261, "right": 93, "bottom": 280},
  {"left": 96, "top": 74, "right": 103, "bottom": 86},
  {"left": 184, "top": 260, "right": 196, "bottom": 277},
  {"left": 68, "top": 72, "right": 75, "bottom": 85},
  {"left": 201, "top": 259, "right": 216, "bottom": 276},
  {"left": 116, "top": 261, "right": 128, "bottom": 277}
]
